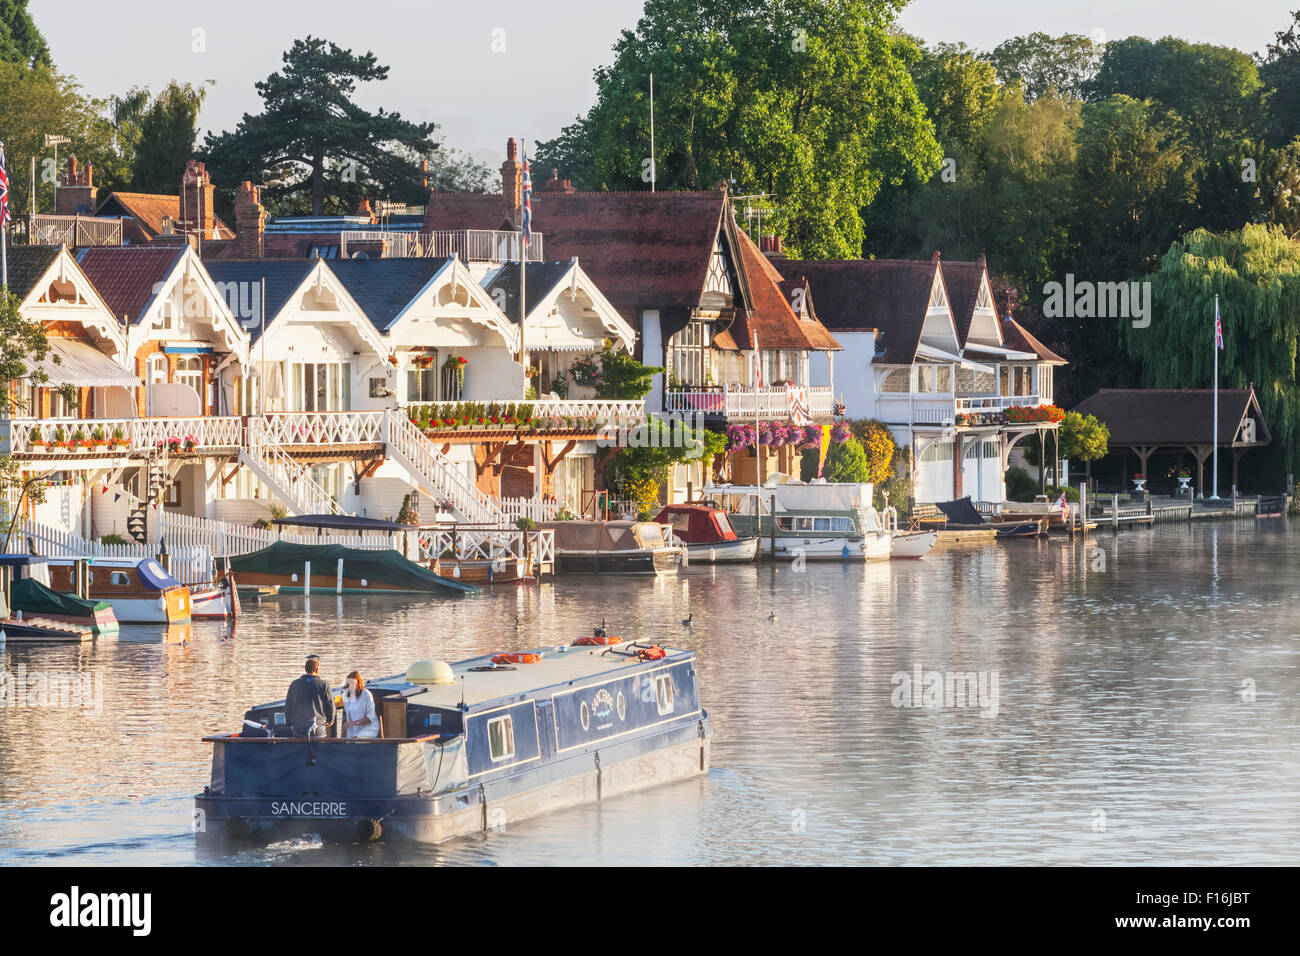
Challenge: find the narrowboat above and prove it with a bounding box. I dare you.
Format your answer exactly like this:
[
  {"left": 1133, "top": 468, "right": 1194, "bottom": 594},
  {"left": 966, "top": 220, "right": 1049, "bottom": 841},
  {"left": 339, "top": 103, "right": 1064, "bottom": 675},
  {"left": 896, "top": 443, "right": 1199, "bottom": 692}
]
[
  {"left": 539, "top": 520, "right": 684, "bottom": 575},
  {"left": 228, "top": 542, "right": 481, "bottom": 595},
  {"left": 0, "top": 556, "right": 118, "bottom": 635},
  {"left": 705, "top": 481, "right": 893, "bottom": 560},
  {"left": 46, "top": 557, "right": 191, "bottom": 623},
  {"left": 195, "top": 637, "right": 710, "bottom": 844},
  {"left": 652, "top": 503, "right": 758, "bottom": 564}
]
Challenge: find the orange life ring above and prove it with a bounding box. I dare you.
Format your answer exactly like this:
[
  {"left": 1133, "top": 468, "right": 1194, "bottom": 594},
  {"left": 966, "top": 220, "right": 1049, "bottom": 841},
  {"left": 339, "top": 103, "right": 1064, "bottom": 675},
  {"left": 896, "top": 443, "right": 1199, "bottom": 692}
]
[
  {"left": 491, "top": 652, "right": 542, "bottom": 664},
  {"left": 572, "top": 635, "right": 623, "bottom": 646}
]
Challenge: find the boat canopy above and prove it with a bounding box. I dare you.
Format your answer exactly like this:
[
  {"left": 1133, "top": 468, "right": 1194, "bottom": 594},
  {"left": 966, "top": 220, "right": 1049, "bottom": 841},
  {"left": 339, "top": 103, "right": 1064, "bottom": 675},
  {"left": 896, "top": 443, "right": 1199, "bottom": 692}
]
[
  {"left": 9, "top": 577, "right": 113, "bottom": 617},
  {"left": 935, "top": 496, "right": 986, "bottom": 525},
  {"left": 228, "top": 541, "right": 481, "bottom": 594},
  {"left": 136, "top": 558, "right": 184, "bottom": 591},
  {"left": 540, "top": 520, "right": 669, "bottom": 551},
  {"left": 653, "top": 505, "right": 739, "bottom": 543}
]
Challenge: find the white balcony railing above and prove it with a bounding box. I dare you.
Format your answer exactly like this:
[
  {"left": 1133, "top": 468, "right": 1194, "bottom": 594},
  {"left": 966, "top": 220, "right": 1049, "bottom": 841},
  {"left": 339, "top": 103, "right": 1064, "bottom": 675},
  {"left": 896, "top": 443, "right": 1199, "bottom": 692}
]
[
  {"left": 27, "top": 213, "right": 123, "bottom": 247},
  {"left": 956, "top": 394, "right": 1041, "bottom": 412},
  {"left": 404, "top": 398, "right": 645, "bottom": 427},
  {"left": 261, "top": 410, "right": 386, "bottom": 446},
  {"left": 339, "top": 229, "right": 543, "bottom": 262},
  {"left": 874, "top": 392, "right": 1050, "bottom": 426},
  {"left": 3, "top": 416, "right": 241, "bottom": 455},
  {"left": 663, "top": 385, "right": 833, "bottom": 419}
]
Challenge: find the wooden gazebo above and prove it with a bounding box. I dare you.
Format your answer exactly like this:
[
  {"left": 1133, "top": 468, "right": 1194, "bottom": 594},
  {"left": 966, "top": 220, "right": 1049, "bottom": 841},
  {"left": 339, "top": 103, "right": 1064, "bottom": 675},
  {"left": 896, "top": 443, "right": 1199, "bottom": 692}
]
[{"left": 1073, "top": 387, "right": 1271, "bottom": 496}]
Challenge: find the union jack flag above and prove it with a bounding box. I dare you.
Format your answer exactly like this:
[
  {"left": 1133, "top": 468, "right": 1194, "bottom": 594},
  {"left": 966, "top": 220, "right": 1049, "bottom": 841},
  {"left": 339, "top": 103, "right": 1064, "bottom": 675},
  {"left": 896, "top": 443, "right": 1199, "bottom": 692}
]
[
  {"left": 0, "top": 142, "right": 11, "bottom": 226},
  {"left": 521, "top": 145, "right": 532, "bottom": 250},
  {"left": 1214, "top": 298, "right": 1223, "bottom": 350},
  {"left": 1056, "top": 490, "right": 1069, "bottom": 523}
]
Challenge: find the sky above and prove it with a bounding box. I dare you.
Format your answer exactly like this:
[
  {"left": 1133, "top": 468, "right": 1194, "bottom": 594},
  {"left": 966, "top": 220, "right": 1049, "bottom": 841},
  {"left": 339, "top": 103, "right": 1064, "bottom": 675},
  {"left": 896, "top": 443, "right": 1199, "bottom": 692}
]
[{"left": 32, "top": 0, "right": 1294, "bottom": 171}]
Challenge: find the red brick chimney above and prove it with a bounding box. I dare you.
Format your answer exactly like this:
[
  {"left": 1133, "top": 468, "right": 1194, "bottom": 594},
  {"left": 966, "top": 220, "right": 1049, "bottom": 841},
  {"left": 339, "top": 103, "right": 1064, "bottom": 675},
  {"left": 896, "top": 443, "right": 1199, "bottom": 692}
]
[
  {"left": 180, "top": 159, "right": 217, "bottom": 239},
  {"left": 234, "top": 181, "right": 265, "bottom": 258},
  {"left": 759, "top": 235, "right": 784, "bottom": 256},
  {"left": 931, "top": 250, "right": 941, "bottom": 262},
  {"left": 542, "top": 169, "right": 575, "bottom": 193},
  {"left": 55, "top": 156, "right": 97, "bottom": 215},
  {"left": 501, "top": 138, "right": 522, "bottom": 221}
]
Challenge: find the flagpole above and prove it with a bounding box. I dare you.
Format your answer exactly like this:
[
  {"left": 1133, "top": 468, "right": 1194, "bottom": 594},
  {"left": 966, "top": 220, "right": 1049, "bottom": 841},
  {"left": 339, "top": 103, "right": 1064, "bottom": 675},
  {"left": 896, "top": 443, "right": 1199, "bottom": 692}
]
[
  {"left": 519, "top": 140, "right": 527, "bottom": 370},
  {"left": 753, "top": 332, "right": 761, "bottom": 486},
  {"left": 1212, "top": 294, "right": 1219, "bottom": 500}
]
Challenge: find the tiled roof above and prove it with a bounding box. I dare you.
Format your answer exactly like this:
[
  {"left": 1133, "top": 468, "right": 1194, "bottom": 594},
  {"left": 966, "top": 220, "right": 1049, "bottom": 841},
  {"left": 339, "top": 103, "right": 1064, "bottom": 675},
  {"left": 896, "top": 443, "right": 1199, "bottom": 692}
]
[
  {"left": 726, "top": 230, "right": 841, "bottom": 351},
  {"left": 1002, "top": 318, "right": 1066, "bottom": 364},
  {"left": 941, "top": 259, "right": 993, "bottom": 344},
  {"left": 5, "top": 245, "right": 62, "bottom": 301},
  {"left": 203, "top": 260, "right": 318, "bottom": 342},
  {"left": 480, "top": 261, "right": 575, "bottom": 323},
  {"left": 773, "top": 258, "right": 939, "bottom": 364},
  {"left": 1073, "top": 388, "right": 1269, "bottom": 447},
  {"left": 94, "top": 192, "right": 235, "bottom": 240},
  {"left": 327, "top": 257, "right": 455, "bottom": 331},
  {"left": 75, "top": 246, "right": 185, "bottom": 322},
  {"left": 424, "top": 190, "right": 735, "bottom": 317}
]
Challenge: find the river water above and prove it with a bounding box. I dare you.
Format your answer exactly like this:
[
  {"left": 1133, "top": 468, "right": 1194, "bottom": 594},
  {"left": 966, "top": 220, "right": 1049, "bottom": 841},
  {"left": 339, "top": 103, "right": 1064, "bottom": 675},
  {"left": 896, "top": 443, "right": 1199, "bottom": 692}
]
[{"left": 2, "top": 518, "right": 1298, "bottom": 866}]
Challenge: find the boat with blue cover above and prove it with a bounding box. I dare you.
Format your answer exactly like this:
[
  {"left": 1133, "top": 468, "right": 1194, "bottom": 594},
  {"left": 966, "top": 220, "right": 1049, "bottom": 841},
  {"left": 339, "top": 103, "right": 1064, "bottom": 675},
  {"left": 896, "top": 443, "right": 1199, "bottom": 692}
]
[{"left": 195, "top": 633, "right": 709, "bottom": 844}]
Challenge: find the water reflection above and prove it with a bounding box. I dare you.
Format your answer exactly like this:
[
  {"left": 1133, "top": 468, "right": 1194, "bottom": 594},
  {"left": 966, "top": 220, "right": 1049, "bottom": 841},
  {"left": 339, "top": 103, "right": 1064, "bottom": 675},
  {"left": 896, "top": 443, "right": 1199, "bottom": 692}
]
[{"left": 2, "top": 519, "right": 1298, "bottom": 865}]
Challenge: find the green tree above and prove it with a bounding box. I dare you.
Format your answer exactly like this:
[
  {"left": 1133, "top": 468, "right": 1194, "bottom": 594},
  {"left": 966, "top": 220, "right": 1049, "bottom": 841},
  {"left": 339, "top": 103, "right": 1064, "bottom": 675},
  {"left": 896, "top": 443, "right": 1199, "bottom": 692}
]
[
  {"left": 823, "top": 436, "right": 870, "bottom": 483},
  {"left": 130, "top": 81, "right": 207, "bottom": 193},
  {"left": 1, "top": 286, "right": 53, "bottom": 545},
  {"left": 203, "top": 37, "right": 484, "bottom": 216},
  {"left": 1261, "top": 10, "right": 1300, "bottom": 146},
  {"left": 590, "top": 344, "right": 662, "bottom": 400},
  {"left": 987, "top": 32, "right": 1103, "bottom": 101},
  {"left": 537, "top": 0, "right": 941, "bottom": 258},
  {"left": 0, "top": 0, "right": 49, "bottom": 68},
  {"left": 1123, "top": 224, "right": 1300, "bottom": 473},
  {"left": 1058, "top": 410, "right": 1110, "bottom": 486}
]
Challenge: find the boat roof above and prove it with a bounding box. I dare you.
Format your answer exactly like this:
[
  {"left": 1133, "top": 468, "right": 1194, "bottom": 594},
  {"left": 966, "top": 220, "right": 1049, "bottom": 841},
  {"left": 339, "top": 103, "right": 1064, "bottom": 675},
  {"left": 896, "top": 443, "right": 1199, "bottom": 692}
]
[
  {"left": 354, "top": 642, "right": 693, "bottom": 710},
  {"left": 45, "top": 556, "right": 183, "bottom": 589},
  {"left": 269, "top": 514, "right": 411, "bottom": 532}
]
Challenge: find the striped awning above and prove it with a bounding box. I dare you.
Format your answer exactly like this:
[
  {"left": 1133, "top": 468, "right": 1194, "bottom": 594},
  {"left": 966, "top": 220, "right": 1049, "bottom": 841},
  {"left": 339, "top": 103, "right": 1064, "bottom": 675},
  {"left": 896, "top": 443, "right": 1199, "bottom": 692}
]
[{"left": 28, "top": 338, "right": 140, "bottom": 388}]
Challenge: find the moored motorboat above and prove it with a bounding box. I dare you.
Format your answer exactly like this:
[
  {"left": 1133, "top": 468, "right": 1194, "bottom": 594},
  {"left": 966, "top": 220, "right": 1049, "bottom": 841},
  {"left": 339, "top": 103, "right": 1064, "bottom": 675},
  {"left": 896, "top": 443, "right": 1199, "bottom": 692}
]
[
  {"left": 190, "top": 577, "right": 241, "bottom": 620},
  {"left": 705, "top": 481, "right": 893, "bottom": 561},
  {"left": 539, "top": 520, "right": 684, "bottom": 574},
  {"left": 195, "top": 636, "right": 709, "bottom": 844},
  {"left": 652, "top": 503, "right": 758, "bottom": 564},
  {"left": 46, "top": 557, "right": 191, "bottom": 623},
  {"left": 889, "top": 529, "right": 938, "bottom": 559}
]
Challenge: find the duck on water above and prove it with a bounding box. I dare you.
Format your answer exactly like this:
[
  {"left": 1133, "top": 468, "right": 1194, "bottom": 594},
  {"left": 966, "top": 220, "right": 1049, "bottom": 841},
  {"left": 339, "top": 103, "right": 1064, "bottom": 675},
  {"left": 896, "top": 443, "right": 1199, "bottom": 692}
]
[{"left": 195, "top": 636, "right": 710, "bottom": 845}]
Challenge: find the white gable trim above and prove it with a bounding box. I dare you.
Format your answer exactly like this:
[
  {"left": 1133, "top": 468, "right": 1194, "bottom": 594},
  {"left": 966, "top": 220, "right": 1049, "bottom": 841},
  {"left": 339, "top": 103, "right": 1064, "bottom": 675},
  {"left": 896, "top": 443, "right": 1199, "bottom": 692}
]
[
  {"left": 131, "top": 247, "right": 251, "bottom": 366},
  {"left": 525, "top": 261, "right": 636, "bottom": 353},
  {"left": 19, "top": 248, "right": 127, "bottom": 359},
  {"left": 390, "top": 256, "right": 519, "bottom": 353},
  {"left": 267, "top": 260, "right": 392, "bottom": 360}
]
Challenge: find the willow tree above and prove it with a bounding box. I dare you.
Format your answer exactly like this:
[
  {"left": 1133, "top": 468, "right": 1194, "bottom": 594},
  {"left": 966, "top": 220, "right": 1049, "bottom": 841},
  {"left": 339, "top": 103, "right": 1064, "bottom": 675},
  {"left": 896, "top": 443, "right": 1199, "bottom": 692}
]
[{"left": 1123, "top": 223, "right": 1300, "bottom": 471}]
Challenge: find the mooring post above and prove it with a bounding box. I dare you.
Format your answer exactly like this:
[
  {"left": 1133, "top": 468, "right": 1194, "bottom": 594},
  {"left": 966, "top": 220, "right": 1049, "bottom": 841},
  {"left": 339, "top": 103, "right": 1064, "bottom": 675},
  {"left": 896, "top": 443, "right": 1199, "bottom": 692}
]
[{"left": 304, "top": 560, "right": 311, "bottom": 596}]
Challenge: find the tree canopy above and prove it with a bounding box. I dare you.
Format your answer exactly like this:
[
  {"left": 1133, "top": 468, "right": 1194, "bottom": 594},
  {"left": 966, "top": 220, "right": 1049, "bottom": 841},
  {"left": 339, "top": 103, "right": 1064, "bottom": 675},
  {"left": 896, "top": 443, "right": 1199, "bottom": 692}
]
[
  {"left": 203, "top": 37, "right": 487, "bottom": 216},
  {"left": 0, "top": 0, "right": 48, "bottom": 68},
  {"left": 535, "top": 0, "right": 941, "bottom": 258}
]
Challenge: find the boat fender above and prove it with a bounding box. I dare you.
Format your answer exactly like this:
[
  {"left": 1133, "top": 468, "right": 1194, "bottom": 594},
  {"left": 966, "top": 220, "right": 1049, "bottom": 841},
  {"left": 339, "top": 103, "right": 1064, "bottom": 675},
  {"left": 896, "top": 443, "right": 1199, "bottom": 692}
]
[
  {"left": 572, "top": 634, "right": 622, "bottom": 646},
  {"left": 490, "top": 652, "right": 542, "bottom": 664},
  {"left": 355, "top": 818, "right": 383, "bottom": 843}
]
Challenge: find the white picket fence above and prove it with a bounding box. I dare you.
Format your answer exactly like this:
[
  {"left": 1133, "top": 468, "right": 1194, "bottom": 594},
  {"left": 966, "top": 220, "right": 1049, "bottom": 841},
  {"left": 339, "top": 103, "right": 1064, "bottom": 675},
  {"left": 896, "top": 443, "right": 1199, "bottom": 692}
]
[
  {"left": 496, "top": 496, "right": 563, "bottom": 523},
  {"left": 160, "top": 511, "right": 403, "bottom": 557},
  {"left": 8, "top": 519, "right": 215, "bottom": 585}
]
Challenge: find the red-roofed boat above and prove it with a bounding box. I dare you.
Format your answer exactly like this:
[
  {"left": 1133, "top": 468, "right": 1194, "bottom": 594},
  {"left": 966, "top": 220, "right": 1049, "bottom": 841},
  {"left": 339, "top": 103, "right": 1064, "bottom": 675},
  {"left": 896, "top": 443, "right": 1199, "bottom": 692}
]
[{"left": 653, "top": 503, "right": 758, "bottom": 564}]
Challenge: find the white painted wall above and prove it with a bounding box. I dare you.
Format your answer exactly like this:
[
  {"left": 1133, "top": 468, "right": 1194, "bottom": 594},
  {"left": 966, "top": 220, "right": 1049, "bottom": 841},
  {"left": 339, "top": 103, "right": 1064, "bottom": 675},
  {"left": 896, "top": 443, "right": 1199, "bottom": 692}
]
[
  {"left": 829, "top": 330, "right": 877, "bottom": 421},
  {"left": 642, "top": 309, "right": 663, "bottom": 412}
]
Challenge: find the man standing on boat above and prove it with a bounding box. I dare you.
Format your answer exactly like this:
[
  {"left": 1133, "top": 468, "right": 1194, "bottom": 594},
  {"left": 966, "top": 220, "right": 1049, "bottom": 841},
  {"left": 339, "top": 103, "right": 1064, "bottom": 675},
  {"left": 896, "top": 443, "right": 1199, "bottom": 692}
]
[{"left": 285, "top": 655, "right": 335, "bottom": 737}]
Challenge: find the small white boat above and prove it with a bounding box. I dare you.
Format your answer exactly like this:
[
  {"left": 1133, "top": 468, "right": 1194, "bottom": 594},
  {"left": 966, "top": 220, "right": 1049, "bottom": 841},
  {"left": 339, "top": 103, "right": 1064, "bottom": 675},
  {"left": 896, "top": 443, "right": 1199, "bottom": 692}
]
[
  {"left": 190, "top": 577, "right": 241, "bottom": 620},
  {"left": 889, "top": 530, "right": 937, "bottom": 559}
]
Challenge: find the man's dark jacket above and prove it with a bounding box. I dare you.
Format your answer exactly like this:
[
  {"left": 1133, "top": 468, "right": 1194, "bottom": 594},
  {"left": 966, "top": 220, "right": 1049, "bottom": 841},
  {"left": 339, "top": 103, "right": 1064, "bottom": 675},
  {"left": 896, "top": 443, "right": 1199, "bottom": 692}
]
[{"left": 285, "top": 673, "right": 334, "bottom": 735}]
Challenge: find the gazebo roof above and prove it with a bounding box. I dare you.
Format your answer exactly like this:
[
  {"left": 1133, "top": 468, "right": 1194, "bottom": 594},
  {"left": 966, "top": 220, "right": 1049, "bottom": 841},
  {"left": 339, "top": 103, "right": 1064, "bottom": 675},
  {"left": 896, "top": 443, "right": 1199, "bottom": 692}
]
[{"left": 1073, "top": 388, "right": 1270, "bottom": 448}]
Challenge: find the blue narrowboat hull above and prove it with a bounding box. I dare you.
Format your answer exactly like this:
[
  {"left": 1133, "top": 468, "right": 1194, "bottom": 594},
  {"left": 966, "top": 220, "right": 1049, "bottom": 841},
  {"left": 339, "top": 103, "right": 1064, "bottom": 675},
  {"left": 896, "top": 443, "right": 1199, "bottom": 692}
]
[{"left": 196, "top": 712, "right": 710, "bottom": 844}]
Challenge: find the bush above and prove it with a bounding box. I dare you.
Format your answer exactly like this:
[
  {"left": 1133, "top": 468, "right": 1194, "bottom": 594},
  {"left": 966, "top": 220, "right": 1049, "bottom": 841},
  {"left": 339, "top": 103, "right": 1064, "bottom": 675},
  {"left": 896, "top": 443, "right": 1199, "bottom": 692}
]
[
  {"left": 1005, "top": 466, "right": 1038, "bottom": 501},
  {"left": 515, "top": 516, "right": 536, "bottom": 531},
  {"left": 823, "top": 436, "right": 871, "bottom": 483},
  {"left": 100, "top": 533, "right": 129, "bottom": 546},
  {"left": 1046, "top": 485, "right": 1080, "bottom": 502}
]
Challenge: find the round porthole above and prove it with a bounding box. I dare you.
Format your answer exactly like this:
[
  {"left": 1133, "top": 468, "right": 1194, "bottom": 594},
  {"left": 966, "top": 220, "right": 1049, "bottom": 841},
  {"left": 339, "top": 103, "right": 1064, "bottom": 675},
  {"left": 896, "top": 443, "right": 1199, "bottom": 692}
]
[
  {"left": 616, "top": 691, "right": 626, "bottom": 720},
  {"left": 580, "top": 701, "right": 590, "bottom": 731}
]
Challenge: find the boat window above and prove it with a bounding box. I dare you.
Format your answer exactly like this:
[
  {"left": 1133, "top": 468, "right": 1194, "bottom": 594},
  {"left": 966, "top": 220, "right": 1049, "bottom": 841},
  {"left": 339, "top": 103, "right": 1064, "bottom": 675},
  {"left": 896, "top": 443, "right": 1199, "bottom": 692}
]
[
  {"left": 812, "top": 517, "right": 831, "bottom": 531},
  {"left": 580, "top": 701, "right": 590, "bottom": 731},
  {"left": 669, "top": 513, "right": 692, "bottom": 534},
  {"left": 713, "top": 512, "right": 733, "bottom": 535},
  {"left": 617, "top": 691, "right": 627, "bottom": 721},
  {"left": 832, "top": 517, "right": 854, "bottom": 532},
  {"left": 796, "top": 517, "right": 814, "bottom": 532},
  {"left": 776, "top": 517, "right": 795, "bottom": 531},
  {"left": 655, "top": 675, "right": 674, "bottom": 715},
  {"left": 110, "top": 571, "right": 130, "bottom": 587},
  {"left": 487, "top": 716, "right": 515, "bottom": 762}
]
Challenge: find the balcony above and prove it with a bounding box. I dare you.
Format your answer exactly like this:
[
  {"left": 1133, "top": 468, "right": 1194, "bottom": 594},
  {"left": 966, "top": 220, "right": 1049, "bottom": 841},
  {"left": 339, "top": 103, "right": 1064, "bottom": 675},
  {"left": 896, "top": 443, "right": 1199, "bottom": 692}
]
[
  {"left": 2, "top": 416, "right": 241, "bottom": 457},
  {"left": 26, "top": 214, "right": 123, "bottom": 247},
  {"left": 339, "top": 229, "right": 543, "bottom": 262},
  {"left": 403, "top": 399, "right": 646, "bottom": 436},
  {"left": 875, "top": 392, "right": 1051, "bottom": 428},
  {"left": 663, "top": 385, "right": 834, "bottom": 420}
]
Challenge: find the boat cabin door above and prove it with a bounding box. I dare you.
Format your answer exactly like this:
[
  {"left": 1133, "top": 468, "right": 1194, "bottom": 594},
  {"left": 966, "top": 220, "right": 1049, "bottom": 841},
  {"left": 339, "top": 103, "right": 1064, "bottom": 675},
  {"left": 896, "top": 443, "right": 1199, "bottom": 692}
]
[{"left": 535, "top": 700, "right": 555, "bottom": 760}]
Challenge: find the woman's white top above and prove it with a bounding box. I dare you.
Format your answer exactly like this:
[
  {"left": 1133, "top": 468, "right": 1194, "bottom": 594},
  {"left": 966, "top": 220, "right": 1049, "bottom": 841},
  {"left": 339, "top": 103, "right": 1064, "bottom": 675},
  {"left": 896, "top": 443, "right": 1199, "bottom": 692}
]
[{"left": 343, "top": 688, "right": 379, "bottom": 738}]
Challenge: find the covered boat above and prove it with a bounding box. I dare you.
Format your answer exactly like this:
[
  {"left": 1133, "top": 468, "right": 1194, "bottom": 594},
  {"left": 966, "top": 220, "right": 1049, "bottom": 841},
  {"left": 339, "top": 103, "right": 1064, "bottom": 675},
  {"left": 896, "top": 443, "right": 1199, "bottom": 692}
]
[
  {"left": 652, "top": 504, "right": 758, "bottom": 564},
  {"left": 0, "top": 555, "right": 118, "bottom": 635},
  {"left": 195, "top": 638, "right": 709, "bottom": 844},
  {"left": 228, "top": 542, "right": 480, "bottom": 595},
  {"left": 46, "top": 557, "right": 191, "bottom": 623},
  {"left": 934, "top": 497, "right": 1044, "bottom": 538},
  {"left": 538, "top": 520, "right": 684, "bottom": 575}
]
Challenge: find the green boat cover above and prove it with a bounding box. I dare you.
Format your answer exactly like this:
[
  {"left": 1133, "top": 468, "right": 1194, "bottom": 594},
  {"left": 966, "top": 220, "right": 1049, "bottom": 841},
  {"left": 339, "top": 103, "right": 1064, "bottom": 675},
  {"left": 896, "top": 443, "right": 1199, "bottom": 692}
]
[
  {"left": 228, "top": 542, "right": 481, "bottom": 594},
  {"left": 10, "top": 577, "right": 113, "bottom": 617}
]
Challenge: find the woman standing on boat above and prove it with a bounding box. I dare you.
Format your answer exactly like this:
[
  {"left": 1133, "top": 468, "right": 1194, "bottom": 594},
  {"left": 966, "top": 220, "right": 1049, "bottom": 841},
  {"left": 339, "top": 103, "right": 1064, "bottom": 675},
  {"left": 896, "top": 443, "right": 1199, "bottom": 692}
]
[{"left": 342, "top": 671, "right": 379, "bottom": 739}]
